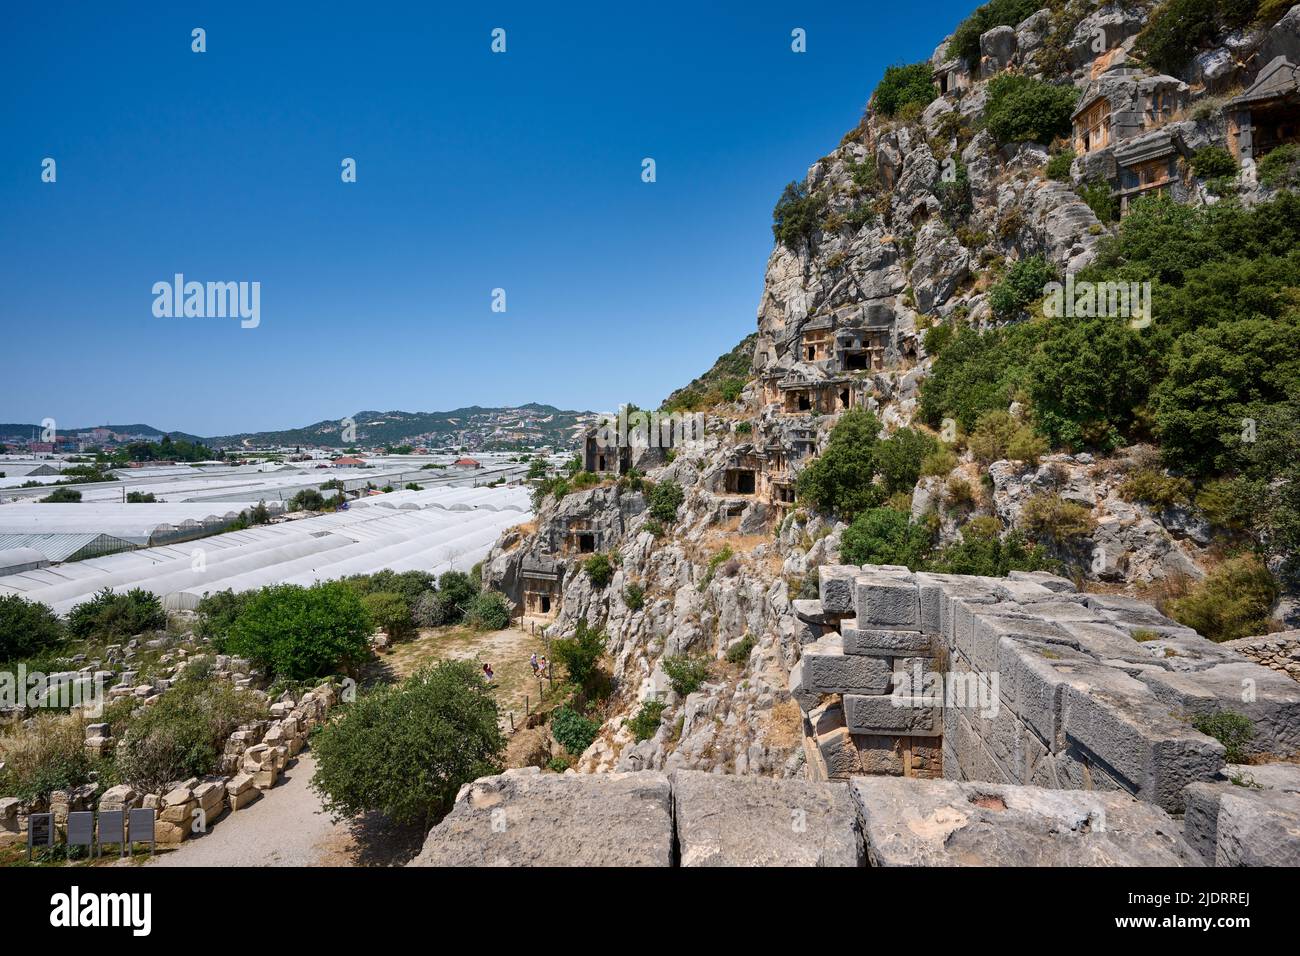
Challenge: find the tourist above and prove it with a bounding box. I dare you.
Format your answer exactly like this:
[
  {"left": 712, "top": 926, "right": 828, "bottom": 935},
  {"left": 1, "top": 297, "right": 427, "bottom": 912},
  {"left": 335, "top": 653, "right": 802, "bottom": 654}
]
[
  {"left": 529, "top": 652, "right": 539, "bottom": 676},
  {"left": 482, "top": 662, "right": 494, "bottom": 681}
]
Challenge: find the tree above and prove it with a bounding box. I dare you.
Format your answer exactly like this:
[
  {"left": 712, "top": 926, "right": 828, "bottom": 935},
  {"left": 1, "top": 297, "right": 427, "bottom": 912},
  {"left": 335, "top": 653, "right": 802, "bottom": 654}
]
[
  {"left": 796, "top": 410, "right": 885, "bottom": 519},
  {"left": 875, "top": 427, "right": 939, "bottom": 495},
  {"left": 464, "top": 591, "right": 511, "bottom": 630},
  {"left": 873, "top": 62, "right": 936, "bottom": 117},
  {"left": 551, "top": 705, "right": 601, "bottom": 755},
  {"left": 225, "top": 582, "right": 371, "bottom": 680},
  {"left": 361, "top": 592, "right": 414, "bottom": 641},
  {"left": 0, "top": 595, "right": 66, "bottom": 662},
  {"left": 67, "top": 588, "right": 166, "bottom": 641},
  {"left": 1151, "top": 315, "right": 1300, "bottom": 475},
  {"left": 988, "top": 255, "right": 1054, "bottom": 319},
  {"left": 551, "top": 618, "right": 606, "bottom": 689},
  {"left": 41, "top": 487, "right": 82, "bottom": 503},
  {"left": 983, "top": 74, "right": 1079, "bottom": 145},
  {"left": 772, "top": 180, "right": 825, "bottom": 251},
  {"left": 840, "top": 508, "right": 933, "bottom": 569},
  {"left": 310, "top": 662, "right": 504, "bottom": 828}
]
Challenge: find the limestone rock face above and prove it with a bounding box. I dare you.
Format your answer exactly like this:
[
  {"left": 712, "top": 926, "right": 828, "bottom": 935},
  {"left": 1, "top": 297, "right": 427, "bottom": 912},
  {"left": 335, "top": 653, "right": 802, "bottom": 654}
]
[
  {"left": 409, "top": 769, "right": 673, "bottom": 867},
  {"left": 851, "top": 776, "right": 1200, "bottom": 866},
  {"left": 671, "top": 770, "right": 862, "bottom": 866}
]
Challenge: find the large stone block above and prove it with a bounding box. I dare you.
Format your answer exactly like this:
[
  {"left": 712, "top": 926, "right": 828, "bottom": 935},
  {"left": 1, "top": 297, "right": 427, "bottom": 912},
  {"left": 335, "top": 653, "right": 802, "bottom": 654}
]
[
  {"left": 970, "top": 611, "right": 1076, "bottom": 674},
  {"left": 671, "top": 770, "right": 862, "bottom": 866},
  {"left": 1062, "top": 671, "right": 1224, "bottom": 812},
  {"left": 817, "top": 564, "right": 861, "bottom": 615},
  {"left": 851, "top": 776, "right": 1200, "bottom": 866},
  {"left": 853, "top": 573, "right": 920, "bottom": 629},
  {"left": 409, "top": 769, "right": 673, "bottom": 867},
  {"left": 1211, "top": 787, "right": 1300, "bottom": 867},
  {"left": 801, "top": 635, "right": 893, "bottom": 695},
  {"left": 841, "top": 624, "right": 931, "bottom": 657},
  {"left": 844, "top": 694, "right": 941, "bottom": 737}
]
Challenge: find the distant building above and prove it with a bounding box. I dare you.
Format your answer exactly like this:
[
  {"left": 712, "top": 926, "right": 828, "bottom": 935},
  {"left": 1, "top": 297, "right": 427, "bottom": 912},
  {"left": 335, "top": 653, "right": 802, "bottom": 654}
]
[
  {"left": 332, "top": 456, "right": 366, "bottom": 467},
  {"left": 452, "top": 457, "right": 482, "bottom": 469}
]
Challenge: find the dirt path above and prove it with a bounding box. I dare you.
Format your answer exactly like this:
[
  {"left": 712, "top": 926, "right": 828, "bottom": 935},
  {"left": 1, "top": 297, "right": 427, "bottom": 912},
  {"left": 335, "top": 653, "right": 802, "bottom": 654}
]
[
  {"left": 145, "top": 624, "right": 551, "bottom": 867},
  {"left": 143, "top": 753, "right": 421, "bottom": 867}
]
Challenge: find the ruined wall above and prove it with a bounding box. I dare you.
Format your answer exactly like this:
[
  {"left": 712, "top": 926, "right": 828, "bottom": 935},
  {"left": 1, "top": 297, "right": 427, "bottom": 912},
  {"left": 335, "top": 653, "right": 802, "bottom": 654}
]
[
  {"left": 791, "top": 565, "right": 1300, "bottom": 814},
  {"left": 1221, "top": 631, "right": 1300, "bottom": 683}
]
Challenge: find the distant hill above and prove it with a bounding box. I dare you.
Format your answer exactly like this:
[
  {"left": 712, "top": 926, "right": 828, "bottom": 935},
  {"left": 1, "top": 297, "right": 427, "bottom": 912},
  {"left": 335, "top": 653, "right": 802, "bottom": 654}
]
[
  {"left": 205, "top": 404, "right": 594, "bottom": 450},
  {"left": 0, "top": 423, "right": 206, "bottom": 444},
  {"left": 661, "top": 333, "right": 757, "bottom": 411}
]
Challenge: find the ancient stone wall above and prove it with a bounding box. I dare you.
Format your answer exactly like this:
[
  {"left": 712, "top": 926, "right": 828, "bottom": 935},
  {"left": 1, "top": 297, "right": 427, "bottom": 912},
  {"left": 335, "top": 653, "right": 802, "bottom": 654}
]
[{"left": 791, "top": 565, "right": 1300, "bottom": 815}]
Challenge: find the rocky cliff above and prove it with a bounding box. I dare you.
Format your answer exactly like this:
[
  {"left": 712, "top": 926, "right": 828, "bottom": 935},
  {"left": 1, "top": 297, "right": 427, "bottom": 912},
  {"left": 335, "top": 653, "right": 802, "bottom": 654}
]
[{"left": 483, "top": 0, "right": 1300, "bottom": 782}]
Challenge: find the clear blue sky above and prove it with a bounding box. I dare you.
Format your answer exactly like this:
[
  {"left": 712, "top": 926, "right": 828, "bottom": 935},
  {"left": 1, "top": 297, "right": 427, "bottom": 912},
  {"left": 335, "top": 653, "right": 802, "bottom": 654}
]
[{"left": 1, "top": 1, "right": 973, "bottom": 436}]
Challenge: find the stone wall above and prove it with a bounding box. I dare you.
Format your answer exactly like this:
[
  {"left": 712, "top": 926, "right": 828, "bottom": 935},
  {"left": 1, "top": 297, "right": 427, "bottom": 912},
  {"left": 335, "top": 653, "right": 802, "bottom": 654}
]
[
  {"left": 791, "top": 565, "right": 1300, "bottom": 815},
  {"left": 1221, "top": 630, "right": 1300, "bottom": 683}
]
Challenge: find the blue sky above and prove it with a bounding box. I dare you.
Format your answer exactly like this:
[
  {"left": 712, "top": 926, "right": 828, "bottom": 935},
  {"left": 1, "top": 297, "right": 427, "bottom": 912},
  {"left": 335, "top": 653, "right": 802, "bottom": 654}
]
[{"left": 1, "top": 1, "right": 973, "bottom": 436}]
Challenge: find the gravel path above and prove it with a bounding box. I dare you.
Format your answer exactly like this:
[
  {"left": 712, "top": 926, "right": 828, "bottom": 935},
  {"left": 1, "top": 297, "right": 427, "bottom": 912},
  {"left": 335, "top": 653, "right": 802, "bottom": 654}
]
[{"left": 145, "top": 752, "right": 423, "bottom": 867}]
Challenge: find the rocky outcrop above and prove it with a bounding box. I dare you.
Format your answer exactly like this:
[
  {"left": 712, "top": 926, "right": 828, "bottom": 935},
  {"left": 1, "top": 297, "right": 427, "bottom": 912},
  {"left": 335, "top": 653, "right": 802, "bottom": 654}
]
[{"left": 411, "top": 767, "right": 1208, "bottom": 867}]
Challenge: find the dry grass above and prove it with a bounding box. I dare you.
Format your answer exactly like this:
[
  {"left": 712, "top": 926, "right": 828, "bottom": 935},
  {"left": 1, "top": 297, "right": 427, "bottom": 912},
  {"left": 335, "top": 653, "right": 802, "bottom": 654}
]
[{"left": 765, "top": 698, "right": 804, "bottom": 749}]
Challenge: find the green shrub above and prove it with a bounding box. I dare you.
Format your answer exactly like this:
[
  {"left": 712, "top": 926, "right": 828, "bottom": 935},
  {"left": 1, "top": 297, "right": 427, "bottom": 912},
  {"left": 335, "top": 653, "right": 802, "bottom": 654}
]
[
  {"left": 225, "top": 581, "right": 371, "bottom": 680},
  {"left": 361, "top": 592, "right": 414, "bottom": 641},
  {"left": 116, "top": 672, "right": 265, "bottom": 792},
  {"left": 288, "top": 488, "right": 326, "bottom": 511},
  {"left": 1019, "top": 494, "right": 1096, "bottom": 544},
  {"left": 648, "top": 479, "right": 685, "bottom": 523},
  {"left": 920, "top": 445, "right": 959, "bottom": 478},
  {"left": 928, "top": 516, "right": 1054, "bottom": 576},
  {"left": 551, "top": 618, "right": 606, "bottom": 689},
  {"left": 875, "top": 428, "right": 939, "bottom": 495},
  {"left": 194, "top": 589, "right": 255, "bottom": 649},
  {"left": 623, "top": 583, "right": 646, "bottom": 611},
  {"left": 626, "top": 699, "right": 668, "bottom": 742},
  {"left": 310, "top": 661, "right": 503, "bottom": 827},
  {"left": 840, "top": 508, "right": 933, "bottom": 569},
  {"left": 1152, "top": 316, "right": 1300, "bottom": 475},
  {"left": 966, "top": 410, "right": 1047, "bottom": 465},
  {"left": 988, "top": 255, "right": 1054, "bottom": 318},
  {"left": 1135, "top": 0, "right": 1260, "bottom": 74},
  {"left": 41, "top": 487, "right": 82, "bottom": 503},
  {"left": 1046, "top": 150, "right": 1075, "bottom": 181},
  {"left": 67, "top": 588, "right": 166, "bottom": 642},
  {"left": 1192, "top": 710, "right": 1255, "bottom": 763},
  {"left": 934, "top": 161, "right": 973, "bottom": 222},
  {"left": 725, "top": 633, "right": 757, "bottom": 665},
  {"left": 796, "top": 410, "right": 886, "bottom": 519},
  {"left": 919, "top": 322, "right": 1044, "bottom": 433},
  {"left": 1167, "top": 554, "right": 1279, "bottom": 643},
  {"left": 584, "top": 553, "right": 614, "bottom": 588},
  {"left": 772, "top": 180, "right": 826, "bottom": 250},
  {"left": 984, "top": 73, "right": 1078, "bottom": 145},
  {"left": 662, "top": 654, "right": 710, "bottom": 697},
  {"left": 464, "top": 591, "right": 512, "bottom": 631},
  {"left": 946, "top": 0, "right": 1043, "bottom": 66},
  {"left": 125, "top": 491, "right": 157, "bottom": 503},
  {"left": 1191, "top": 146, "right": 1238, "bottom": 180},
  {"left": 551, "top": 705, "right": 601, "bottom": 755},
  {"left": 1077, "top": 180, "right": 1118, "bottom": 222},
  {"left": 1117, "top": 468, "right": 1193, "bottom": 509},
  {"left": 873, "top": 62, "right": 937, "bottom": 117},
  {"left": 0, "top": 713, "right": 95, "bottom": 802},
  {"left": 0, "top": 594, "right": 66, "bottom": 662},
  {"left": 345, "top": 570, "right": 436, "bottom": 607},
  {"left": 1258, "top": 143, "right": 1300, "bottom": 189}
]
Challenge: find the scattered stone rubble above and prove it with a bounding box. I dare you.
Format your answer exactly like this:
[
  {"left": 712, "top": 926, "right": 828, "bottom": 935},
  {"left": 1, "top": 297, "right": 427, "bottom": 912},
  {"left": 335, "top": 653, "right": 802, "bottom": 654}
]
[{"left": 0, "top": 679, "right": 340, "bottom": 847}]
